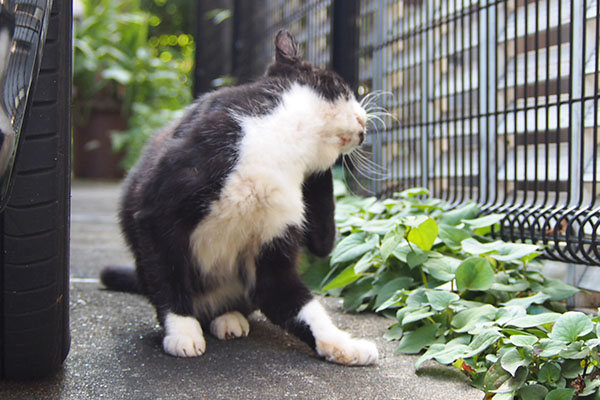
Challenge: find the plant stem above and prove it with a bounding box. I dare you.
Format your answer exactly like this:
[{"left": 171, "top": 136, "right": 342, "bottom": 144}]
[{"left": 420, "top": 266, "right": 428, "bottom": 288}]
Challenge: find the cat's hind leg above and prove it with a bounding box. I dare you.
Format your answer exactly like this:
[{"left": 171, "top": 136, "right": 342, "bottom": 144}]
[
  {"left": 254, "top": 231, "right": 378, "bottom": 366},
  {"left": 162, "top": 313, "right": 206, "bottom": 357},
  {"left": 297, "top": 299, "right": 378, "bottom": 366},
  {"left": 210, "top": 311, "right": 250, "bottom": 340}
]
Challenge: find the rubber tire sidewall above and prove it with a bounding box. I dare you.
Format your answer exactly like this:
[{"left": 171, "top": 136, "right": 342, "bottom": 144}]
[{"left": 0, "top": 1, "right": 71, "bottom": 380}]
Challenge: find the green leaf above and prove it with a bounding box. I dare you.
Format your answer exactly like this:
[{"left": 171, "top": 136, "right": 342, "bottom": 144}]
[
  {"left": 415, "top": 340, "right": 472, "bottom": 368},
  {"left": 398, "top": 187, "right": 429, "bottom": 199},
  {"left": 509, "top": 334, "right": 539, "bottom": 347},
  {"left": 495, "top": 306, "right": 528, "bottom": 326},
  {"left": 538, "top": 362, "right": 561, "bottom": 383},
  {"left": 518, "top": 384, "right": 548, "bottom": 400},
  {"left": 451, "top": 304, "right": 497, "bottom": 333},
  {"left": 581, "top": 377, "right": 600, "bottom": 396},
  {"left": 374, "top": 277, "right": 412, "bottom": 309},
  {"left": 422, "top": 254, "right": 460, "bottom": 282},
  {"left": 395, "top": 323, "right": 439, "bottom": 354},
  {"left": 406, "top": 288, "right": 428, "bottom": 307},
  {"left": 330, "top": 233, "right": 378, "bottom": 265},
  {"left": 380, "top": 227, "right": 406, "bottom": 261},
  {"left": 559, "top": 341, "right": 590, "bottom": 359},
  {"left": 492, "top": 366, "right": 528, "bottom": 394},
  {"left": 390, "top": 244, "right": 411, "bottom": 263},
  {"left": 490, "top": 280, "right": 530, "bottom": 292},
  {"left": 353, "top": 251, "right": 375, "bottom": 274},
  {"left": 507, "top": 313, "right": 561, "bottom": 328},
  {"left": 299, "top": 255, "right": 331, "bottom": 291},
  {"left": 550, "top": 312, "right": 594, "bottom": 342},
  {"left": 322, "top": 264, "right": 360, "bottom": 291},
  {"left": 361, "top": 218, "right": 397, "bottom": 235},
  {"left": 503, "top": 292, "right": 551, "bottom": 309},
  {"left": 464, "top": 328, "right": 502, "bottom": 358},
  {"left": 491, "top": 393, "right": 515, "bottom": 400},
  {"left": 407, "top": 250, "right": 428, "bottom": 269},
  {"left": 438, "top": 224, "right": 471, "bottom": 250},
  {"left": 462, "top": 213, "right": 504, "bottom": 229},
  {"left": 415, "top": 343, "right": 445, "bottom": 369},
  {"left": 461, "top": 238, "right": 539, "bottom": 262},
  {"left": 501, "top": 348, "right": 528, "bottom": 376},
  {"left": 544, "top": 388, "right": 575, "bottom": 400},
  {"left": 483, "top": 362, "right": 512, "bottom": 392},
  {"left": 560, "top": 359, "right": 584, "bottom": 379},
  {"left": 440, "top": 203, "right": 480, "bottom": 226},
  {"left": 536, "top": 278, "right": 579, "bottom": 301},
  {"left": 536, "top": 339, "right": 567, "bottom": 357},
  {"left": 406, "top": 216, "right": 438, "bottom": 251},
  {"left": 101, "top": 67, "right": 132, "bottom": 84},
  {"left": 586, "top": 337, "right": 600, "bottom": 348},
  {"left": 383, "top": 324, "right": 404, "bottom": 341},
  {"left": 342, "top": 279, "right": 374, "bottom": 311},
  {"left": 401, "top": 308, "right": 435, "bottom": 326},
  {"left": 376, "top": 292, "right": 405, "bottom": 313},
  {"left": 424, "top": 290, "right": 460, "bottom": 311},
  {"left": 455, "top": 257, "right": 495, "bottom": 291}
]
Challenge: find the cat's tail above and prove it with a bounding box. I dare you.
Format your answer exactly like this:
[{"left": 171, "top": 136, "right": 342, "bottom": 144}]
[{"left": 100, "top": 265, "right": 140, "bottom": 294}]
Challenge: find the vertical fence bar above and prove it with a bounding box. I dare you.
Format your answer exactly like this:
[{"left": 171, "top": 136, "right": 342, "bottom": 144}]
[
  {"left": 420, "top": 0, "right": 430, "bottom": 189},
  {"left": 569, "top": 0, "right": 584, "bottom": 207},
  {"left": 478, "top": 1, "right": 489, "bottom": 204},
  {"left": 332, "top": 0, "right": 359, "bottom": 86}
]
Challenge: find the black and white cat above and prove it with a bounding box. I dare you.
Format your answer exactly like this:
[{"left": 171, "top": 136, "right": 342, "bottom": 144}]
[{"left": 100, "top": 30, "right": 378, "bottom": 366}]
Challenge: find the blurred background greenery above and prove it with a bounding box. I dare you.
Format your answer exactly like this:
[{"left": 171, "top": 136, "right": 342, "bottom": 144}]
[{"left": 73, "top": 0, "right": 196, "bottom": 173}]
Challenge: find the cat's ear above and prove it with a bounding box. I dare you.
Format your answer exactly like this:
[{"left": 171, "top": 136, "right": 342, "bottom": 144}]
[{"left": 275, "top": 30, "right": 299, "bottom": 65}]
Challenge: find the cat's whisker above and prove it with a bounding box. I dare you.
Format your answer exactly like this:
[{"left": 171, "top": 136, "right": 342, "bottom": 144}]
[
  {"left": 342, "top": 156, "right": 374, "bottom": 194},
  {"left": 359, "top": 90, "right": 393, "bottom": 110},
  {"left": 365, "top": 107, "right": 398, "bottom": 121},
  {"left": 366, "top": 114, "right": 387, "bottom": 131},
  {"left": 348, "top": 152, "right": 389, "bottom": 181},
  {"left": 352, "top": 149, "right": 387, "bottom": 174}
]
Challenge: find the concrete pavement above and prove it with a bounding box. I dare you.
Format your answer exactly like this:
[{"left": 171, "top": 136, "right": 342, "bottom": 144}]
[{"left": 0, "top": 180, "right": 482, "bottom": 400}]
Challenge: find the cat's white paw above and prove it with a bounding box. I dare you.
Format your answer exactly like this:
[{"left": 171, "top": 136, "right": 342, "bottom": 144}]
[
  {"left": 163, "top": 313, "right": 206, "bottom": 357},
  {"left": 316, "top": 333, "right": 379, "bottom": 366},
  {"left": 297, "top": 299, "right": 379, "bottom": 366},
  {"left": 210, "top": 311, "right": 250, "bottom": 340}
]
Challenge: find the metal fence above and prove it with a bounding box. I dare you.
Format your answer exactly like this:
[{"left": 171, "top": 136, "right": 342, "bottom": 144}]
[{"left": 197, "top": 0, "right": 600, "bottom": 266}]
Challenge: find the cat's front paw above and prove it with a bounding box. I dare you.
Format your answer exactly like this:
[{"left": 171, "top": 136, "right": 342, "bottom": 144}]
[
  {"left": 163, "top": 313, "right": 206, "bottom": 357},
  {"left": 210, "top": 311, "right": 250, "bottom": 340},
  {"left": 316, "top": 333, "right": 379, "bottom": 366}
]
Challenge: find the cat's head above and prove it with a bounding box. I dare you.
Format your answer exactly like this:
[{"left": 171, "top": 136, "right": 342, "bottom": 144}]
[{"left": 266, "top": 30, "right": 366, "bottom": 157}]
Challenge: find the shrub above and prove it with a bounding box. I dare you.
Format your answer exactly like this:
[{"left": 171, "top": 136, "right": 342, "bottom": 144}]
[{"left": 302, "top": 182, "right": 599, "bottom": 399}]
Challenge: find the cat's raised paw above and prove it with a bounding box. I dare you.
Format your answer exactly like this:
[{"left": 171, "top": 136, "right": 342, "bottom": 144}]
[
  {"left": 210, "top": 311, "right": 250, "bottom": 340},
  {"left": 316, "top": 335, "right": 379, "bottom": 366},
  {"left": 163, "top": 313, "right": 206, "bottom": 357}
]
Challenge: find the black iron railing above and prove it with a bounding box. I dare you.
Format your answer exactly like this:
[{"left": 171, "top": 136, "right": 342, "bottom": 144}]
[{"left": 197, "top": 0, "right": 600, "bottom": 266}]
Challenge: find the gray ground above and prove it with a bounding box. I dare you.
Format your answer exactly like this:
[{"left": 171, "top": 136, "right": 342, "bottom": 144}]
[{"left": 0, "top": 180, "right": 483, "bottom": 400}]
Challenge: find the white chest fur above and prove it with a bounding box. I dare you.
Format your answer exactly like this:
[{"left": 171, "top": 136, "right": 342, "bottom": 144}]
[
  {"left": 188, "top": 85, "right": 328, "bottom": 282},
  {"left": 188, "top": 165, "right": 305, "bottom": 281}
]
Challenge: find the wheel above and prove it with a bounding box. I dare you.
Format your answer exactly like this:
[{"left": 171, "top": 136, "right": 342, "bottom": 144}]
[{"left": 0, "top": 0, "right": 71, "bottom": 379}]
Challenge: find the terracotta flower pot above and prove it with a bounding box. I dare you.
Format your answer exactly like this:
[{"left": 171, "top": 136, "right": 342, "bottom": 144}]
[{"left": 73, "top": 108, "right": 125, "bottom": 179}]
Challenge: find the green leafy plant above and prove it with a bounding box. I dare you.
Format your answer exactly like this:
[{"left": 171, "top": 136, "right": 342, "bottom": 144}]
[
  {"left": 73, "top": 0, "right": 192, "bottom": 169},
  {"left": 302, "top": 182, "right": 599, "bottom": 399}
]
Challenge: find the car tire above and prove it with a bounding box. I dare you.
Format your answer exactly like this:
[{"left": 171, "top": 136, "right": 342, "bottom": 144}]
[{"left": 0, "top": 0, "right": 71, "bottom": 380}]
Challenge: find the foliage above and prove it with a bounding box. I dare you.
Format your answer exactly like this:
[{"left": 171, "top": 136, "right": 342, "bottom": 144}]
[
  {"left": 73, "top": 0, "right": 193, "bottom": 169},
  {"left": 302, "top": 183, "right": 600, "bottom": 399}
]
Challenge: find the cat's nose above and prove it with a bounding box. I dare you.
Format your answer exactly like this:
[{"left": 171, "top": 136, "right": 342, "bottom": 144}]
[
  {"left": 358, "top": 131, "right": 365, "bottom": 144},
  {"left": 356, "top": 115, "right": 366, "bottom": 130}
]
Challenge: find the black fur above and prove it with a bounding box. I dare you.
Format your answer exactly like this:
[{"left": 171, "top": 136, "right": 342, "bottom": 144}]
[{"left": 101, "top": 30, "right": 352, "bottom": 351}]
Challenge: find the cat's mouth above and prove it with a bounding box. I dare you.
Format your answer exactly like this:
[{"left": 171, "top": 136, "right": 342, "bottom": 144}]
[{"left": 339, "top": 132, "right": 364, "bottom": 154}]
